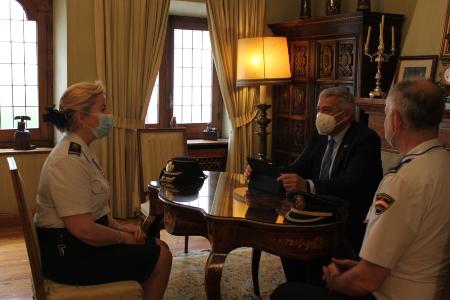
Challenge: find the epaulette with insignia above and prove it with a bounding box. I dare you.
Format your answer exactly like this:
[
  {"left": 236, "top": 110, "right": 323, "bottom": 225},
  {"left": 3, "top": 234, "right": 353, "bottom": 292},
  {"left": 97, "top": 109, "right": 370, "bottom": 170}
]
[
  {"left": 374, "top": 193, "right": 395, "bottom": 215},
  {"left": 68, "top": 142, "right": 81, "bottom": 156},
  {"left": 384, "top": 158, "right": 412, "bottom": 175},
  {"left": 385, "top": 145, "right": 444, "bottom": 175}
]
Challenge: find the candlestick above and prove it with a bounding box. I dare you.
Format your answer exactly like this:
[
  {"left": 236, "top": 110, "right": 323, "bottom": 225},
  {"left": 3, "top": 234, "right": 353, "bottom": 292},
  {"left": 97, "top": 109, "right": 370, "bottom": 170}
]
[
  {"left": 379, "top": 24, "right": 383, "bottom": 47},
  {"left": 365, "top": 26, "right": 372, "bottom": 51},
  {"left": 380, "top": 15, "right": 385, "bottom": 46},
  {"left": 391, "top": 26, "right": 395, "bottom": 52},
  {"left": 364, "top": 15, "right": 395, "bottom": 99}
]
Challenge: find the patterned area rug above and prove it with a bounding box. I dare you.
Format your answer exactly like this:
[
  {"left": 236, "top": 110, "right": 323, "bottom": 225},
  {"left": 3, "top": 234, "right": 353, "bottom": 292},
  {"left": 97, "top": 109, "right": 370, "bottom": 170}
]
[{"left": 163, "top": 248, "right": 285, "bottom": 300}]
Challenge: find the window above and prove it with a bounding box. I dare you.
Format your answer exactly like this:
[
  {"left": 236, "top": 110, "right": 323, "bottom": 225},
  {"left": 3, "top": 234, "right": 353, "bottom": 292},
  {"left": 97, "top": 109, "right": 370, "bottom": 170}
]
[
  {"left": 145, "top": 16, "right": 222, "bottom": 139},
  {"left": 145, "top": 74, "right": 159, "bottom": 124},
  {"left": 0, "top": 0, "right": 53, "bottom": 148}
]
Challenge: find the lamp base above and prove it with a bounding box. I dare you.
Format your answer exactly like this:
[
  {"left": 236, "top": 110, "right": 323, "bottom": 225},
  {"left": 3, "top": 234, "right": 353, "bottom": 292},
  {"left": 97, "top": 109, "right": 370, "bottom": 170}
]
[{"left": 255, "top": 103, "right": 271, "bottom": 161}]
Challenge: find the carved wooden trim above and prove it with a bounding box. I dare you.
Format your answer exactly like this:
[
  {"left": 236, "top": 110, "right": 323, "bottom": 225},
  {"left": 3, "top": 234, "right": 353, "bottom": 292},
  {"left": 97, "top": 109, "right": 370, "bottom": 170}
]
[
  {"left": 318, "top": 42, "right": 335, "bottom": 79},
  {"left": 292, "top": 84, "right": 306, "bottom": 115},
  {"left": 291, "top": 41, "right": 309, "bottom": 79},
  {"left": 338, "top": 39, "right": 356, "bottom": 80}
]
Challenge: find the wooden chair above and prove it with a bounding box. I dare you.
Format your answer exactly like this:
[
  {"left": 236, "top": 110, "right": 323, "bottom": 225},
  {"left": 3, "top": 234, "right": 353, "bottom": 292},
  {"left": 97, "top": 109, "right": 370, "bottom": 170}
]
[
  {"left": 137, "top": 128, "right": 189, "bottom": 252},
  {"left": 6, "top": 156, "right": 143, "bottom": 300}
]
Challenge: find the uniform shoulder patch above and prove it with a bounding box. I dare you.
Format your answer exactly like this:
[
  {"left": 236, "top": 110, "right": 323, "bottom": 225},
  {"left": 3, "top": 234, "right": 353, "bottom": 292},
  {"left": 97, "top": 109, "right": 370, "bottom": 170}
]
[
  {"left": 68, "top": 142, "right": 81, "bottom": 156},
  {"left": 374, "top": 193, "right": 395, "bottom": 215}
]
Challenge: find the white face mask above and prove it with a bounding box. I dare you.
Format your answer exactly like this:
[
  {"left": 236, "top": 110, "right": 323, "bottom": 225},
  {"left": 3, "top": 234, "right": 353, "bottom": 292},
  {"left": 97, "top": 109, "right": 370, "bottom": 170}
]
[{"left": 315, "top": 111, "right": 344, "bottom": 135}]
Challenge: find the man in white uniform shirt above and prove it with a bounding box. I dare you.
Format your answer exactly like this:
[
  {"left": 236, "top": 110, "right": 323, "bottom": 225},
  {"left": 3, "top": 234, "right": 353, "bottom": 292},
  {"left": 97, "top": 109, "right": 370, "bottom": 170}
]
[{"left": 271, "top": 79, "right": 450, "bottom": 300}]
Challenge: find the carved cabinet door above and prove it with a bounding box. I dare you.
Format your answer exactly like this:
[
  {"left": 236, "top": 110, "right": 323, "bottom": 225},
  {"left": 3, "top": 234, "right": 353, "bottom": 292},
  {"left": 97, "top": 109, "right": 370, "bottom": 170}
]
[
  {"left": 272, "top": 85, "right": 308, "bottom": 165},
  {"left": 272, "top": 40, "right": 311, "bottom": 164},
  {"left": 315, "top": 37, "right": 356, "bottom": 104},
  {"left": 317, "top": 37, "right": 356, "bottom": 82},
  {"left": 292, "top": 40, "right": 309, "bottom": 80},
  {"left": 337, "top": 38, "right": 356, "bottom": 81},
  {"left": 317, "top": 40, "right": 336, "bottom": 80}
]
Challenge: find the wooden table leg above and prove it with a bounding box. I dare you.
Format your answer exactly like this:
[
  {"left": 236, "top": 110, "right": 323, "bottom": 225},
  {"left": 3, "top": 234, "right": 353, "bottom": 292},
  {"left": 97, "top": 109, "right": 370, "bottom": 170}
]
[
  {"left": 184, "top": 235, "right": 189, "bottom": 253},
  {"left": 251, "top": 248, "right": 261, "bottom": 296},
  {"left": 205, "top": 252, "right": 228, "bottom": 300}
]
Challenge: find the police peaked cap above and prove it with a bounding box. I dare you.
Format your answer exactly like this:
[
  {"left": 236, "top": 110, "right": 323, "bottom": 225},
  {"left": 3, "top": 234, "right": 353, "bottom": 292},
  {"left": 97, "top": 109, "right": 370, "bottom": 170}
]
[
  {"left": 159, "top": 156, "right": 207, "bottom": 185},
  {"left": 285, "top": 192, "right": 348, "bottom": 224}
]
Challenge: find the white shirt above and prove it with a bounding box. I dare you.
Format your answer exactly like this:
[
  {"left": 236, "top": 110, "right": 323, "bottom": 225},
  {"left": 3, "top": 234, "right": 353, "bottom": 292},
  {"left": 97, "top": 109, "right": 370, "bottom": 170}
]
[
  {"left": 308, "top": 124, "right": 351, "bottom": 193},
  {"left": 360, "top": 139, "right": 450, "bottom": 300},
  {"left": 34, "top": 133, "right": 110, "bottom": 228}
]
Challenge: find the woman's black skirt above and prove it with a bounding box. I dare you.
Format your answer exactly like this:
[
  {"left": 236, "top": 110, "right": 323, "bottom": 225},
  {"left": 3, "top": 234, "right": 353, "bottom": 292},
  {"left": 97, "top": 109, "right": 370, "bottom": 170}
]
[{"left": 36, "top": 215, "right": 160, "bottom": 285}]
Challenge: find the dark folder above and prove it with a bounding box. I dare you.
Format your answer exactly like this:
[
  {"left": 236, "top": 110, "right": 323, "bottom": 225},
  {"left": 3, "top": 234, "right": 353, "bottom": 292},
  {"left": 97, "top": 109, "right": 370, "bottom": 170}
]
[{"left": 247, "top": 157, "right": 285, "bottom": 194}]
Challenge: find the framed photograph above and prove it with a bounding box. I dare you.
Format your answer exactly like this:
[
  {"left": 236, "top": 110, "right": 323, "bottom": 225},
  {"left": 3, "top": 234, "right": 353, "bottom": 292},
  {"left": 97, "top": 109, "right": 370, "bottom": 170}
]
[
  {"left": 440, "top": 1, "right": 450, "bottom": 59},
  {"left": 393, "top": 55, "right": 438, "bottom": 84}
]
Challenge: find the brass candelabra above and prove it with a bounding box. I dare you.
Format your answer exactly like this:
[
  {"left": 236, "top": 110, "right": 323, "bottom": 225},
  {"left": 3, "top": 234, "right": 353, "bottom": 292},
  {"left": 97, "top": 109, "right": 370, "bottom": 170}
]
[{"left": 364, "top": 15, "right": 396, "bottom": 98}]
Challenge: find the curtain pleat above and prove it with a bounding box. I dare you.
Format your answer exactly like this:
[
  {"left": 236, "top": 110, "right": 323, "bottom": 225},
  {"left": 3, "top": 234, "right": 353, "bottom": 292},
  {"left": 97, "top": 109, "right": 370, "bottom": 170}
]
[
  {"left": 206, "top": 0, "right": 265, "bottom": 174},
  {"left": 94, "top": 0, "right": 170, "bottom": 218}
]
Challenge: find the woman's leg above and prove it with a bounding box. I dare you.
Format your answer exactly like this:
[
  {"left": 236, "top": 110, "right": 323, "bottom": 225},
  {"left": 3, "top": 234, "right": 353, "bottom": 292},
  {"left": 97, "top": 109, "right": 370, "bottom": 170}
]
[{"left": 142, "top": 239, "right": 172, "bottom": 300}]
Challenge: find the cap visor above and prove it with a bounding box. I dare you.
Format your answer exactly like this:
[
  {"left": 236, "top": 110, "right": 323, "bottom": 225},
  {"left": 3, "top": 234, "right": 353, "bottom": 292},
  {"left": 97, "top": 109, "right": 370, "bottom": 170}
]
[{"left": 285, "top": 211, "right": 326, "bottom": 223}]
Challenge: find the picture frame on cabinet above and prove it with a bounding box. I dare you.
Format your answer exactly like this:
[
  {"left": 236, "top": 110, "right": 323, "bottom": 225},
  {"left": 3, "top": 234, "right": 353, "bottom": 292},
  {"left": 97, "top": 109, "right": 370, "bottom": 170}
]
[
  {"left": 393, "top": 55, "right": 438, "bottom": 84},
  {"left": 440, "top": 0, "right": 450, "bottom": 59}
]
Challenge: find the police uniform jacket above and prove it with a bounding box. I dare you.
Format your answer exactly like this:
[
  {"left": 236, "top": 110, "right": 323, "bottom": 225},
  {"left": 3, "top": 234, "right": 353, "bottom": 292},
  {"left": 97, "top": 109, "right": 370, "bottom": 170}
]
[
  {"left": 360, "top": 139, "right": 450, "bottom": 300},
  {"left": 34, "top": 133, "right": 110, "bottom": 228}
]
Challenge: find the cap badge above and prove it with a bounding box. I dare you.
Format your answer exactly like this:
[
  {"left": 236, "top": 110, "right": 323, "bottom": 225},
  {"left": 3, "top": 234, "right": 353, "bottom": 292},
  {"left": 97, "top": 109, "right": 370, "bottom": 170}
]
[
  {"left": 294, "top": 194, "right": 305, "bottom": 210},
  {"left": 165, "top": 161, "right": 175, "bottom": 173}
]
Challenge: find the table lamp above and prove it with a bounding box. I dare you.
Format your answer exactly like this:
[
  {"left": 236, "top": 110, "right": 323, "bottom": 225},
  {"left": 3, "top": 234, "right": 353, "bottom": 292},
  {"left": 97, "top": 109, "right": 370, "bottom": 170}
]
[{"left": 236, "top": 36, "right": 291, "bottom": 160}]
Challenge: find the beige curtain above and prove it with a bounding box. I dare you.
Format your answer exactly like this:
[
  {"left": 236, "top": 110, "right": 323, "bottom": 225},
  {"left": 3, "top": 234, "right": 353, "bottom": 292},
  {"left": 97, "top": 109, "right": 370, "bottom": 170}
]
[
  {"left": 94, "top": 0, "right": 170, "bottom": 218},
  {"left": 206, "top": 0, "right": 265, "bottom": 174}
]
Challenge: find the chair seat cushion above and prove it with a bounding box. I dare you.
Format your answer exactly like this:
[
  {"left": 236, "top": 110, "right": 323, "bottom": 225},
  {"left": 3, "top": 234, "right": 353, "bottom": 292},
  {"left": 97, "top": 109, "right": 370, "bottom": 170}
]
[{"left": 44, "top": 278, "right": 143, "bottom": 300}]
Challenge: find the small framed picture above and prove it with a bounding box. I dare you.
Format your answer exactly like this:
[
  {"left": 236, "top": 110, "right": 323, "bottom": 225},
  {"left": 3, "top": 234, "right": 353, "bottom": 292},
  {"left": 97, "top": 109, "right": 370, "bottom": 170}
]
[{"left": 393, "top": 55, "right": 438, "bottom": 84}]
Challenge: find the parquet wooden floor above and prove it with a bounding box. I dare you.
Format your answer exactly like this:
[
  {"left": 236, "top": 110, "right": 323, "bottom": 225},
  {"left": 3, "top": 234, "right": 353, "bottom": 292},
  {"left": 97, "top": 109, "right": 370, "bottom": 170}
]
[{"left": 0, "top": 219, "right": 210, "bottom": 299}]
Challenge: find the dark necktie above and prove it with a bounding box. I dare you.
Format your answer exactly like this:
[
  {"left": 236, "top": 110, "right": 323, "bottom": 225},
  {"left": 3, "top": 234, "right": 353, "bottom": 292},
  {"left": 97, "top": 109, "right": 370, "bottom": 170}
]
[{"left": 319, "top": 138, "right": 335, "bottom": 180}]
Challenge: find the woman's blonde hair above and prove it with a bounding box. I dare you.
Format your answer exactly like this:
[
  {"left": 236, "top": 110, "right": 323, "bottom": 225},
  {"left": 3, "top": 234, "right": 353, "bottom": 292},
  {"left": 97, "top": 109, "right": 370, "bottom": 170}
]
[{"left": 57, "top": 81, "right": 105, "bottom": 132}]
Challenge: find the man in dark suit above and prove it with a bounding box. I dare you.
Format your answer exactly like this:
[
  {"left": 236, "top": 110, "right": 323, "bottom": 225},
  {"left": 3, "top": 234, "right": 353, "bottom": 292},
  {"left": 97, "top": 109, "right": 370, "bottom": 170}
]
[{"left": 245, "top": 87, "right": 383, "bottom": 284}]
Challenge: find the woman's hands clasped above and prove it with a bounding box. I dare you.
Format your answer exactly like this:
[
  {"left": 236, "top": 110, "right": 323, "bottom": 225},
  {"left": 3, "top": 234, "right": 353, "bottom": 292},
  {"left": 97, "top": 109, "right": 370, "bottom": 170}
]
[{"left": 118, "top": 223, "right": 147, "bottom": 244}]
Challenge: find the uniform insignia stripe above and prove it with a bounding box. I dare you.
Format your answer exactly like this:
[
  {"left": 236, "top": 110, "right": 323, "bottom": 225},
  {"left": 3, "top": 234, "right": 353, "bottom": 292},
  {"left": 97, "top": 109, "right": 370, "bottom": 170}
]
[
  {"left": 375, "top": 200, "right": 389, "bottom": 209},
  {"left": 68, "top": 142, "right": 81, "bottom": 156},
  {"left": 374, "top": 193, "right": 395, "bottom": 215}
]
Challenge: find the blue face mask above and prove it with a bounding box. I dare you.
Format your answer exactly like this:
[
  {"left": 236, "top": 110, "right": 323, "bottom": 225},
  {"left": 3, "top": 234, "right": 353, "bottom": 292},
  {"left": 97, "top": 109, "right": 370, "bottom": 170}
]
[{"left": 89, "top": 113, "right": 113, "bottom": 138}]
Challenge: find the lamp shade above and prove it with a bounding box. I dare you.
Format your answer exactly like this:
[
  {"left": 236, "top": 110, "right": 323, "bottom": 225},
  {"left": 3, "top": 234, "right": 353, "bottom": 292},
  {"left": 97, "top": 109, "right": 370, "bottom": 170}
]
[{"left": 236, "top": 37, "right": 291, "bottom": 87}]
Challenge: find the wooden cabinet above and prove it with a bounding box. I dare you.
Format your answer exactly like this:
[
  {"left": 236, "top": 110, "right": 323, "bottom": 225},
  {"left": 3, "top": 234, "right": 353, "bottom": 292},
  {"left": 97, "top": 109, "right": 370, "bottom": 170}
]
[
  {"left": 187, "top": 139, "right": 228, "bottom": 171},
  {"left": 269, "top": 12, "right": 404, "bottom": 164}
]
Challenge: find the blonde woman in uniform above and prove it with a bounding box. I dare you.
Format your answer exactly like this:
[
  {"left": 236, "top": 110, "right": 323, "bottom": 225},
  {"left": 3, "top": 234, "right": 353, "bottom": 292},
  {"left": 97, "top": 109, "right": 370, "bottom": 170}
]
[{"left": 35, "top": 81, "right": 172, "bottom": 300}]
